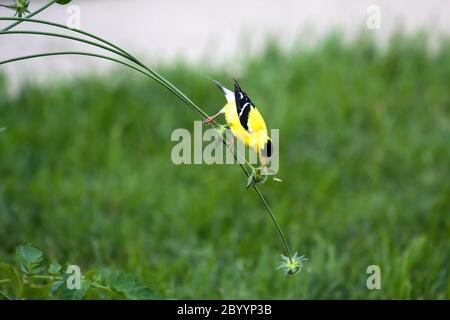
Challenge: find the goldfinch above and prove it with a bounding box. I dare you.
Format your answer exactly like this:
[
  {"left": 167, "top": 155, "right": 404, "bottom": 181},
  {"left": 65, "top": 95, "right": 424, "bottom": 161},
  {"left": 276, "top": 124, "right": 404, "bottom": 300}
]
[{"left": 204, "top": 80, "right": 273, "bottom": 165}]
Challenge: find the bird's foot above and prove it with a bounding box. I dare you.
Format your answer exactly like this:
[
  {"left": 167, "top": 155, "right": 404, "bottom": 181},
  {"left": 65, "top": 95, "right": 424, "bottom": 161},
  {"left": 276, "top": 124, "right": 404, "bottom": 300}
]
[{"left": 202, "top": 116, "right": 217, "bottom": 125}]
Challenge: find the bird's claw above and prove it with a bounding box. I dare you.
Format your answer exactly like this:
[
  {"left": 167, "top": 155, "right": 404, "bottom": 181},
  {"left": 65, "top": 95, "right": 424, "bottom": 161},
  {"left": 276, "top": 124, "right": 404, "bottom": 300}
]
[{"left": 202, "top": 117, "right": 216, "bottom": 125}]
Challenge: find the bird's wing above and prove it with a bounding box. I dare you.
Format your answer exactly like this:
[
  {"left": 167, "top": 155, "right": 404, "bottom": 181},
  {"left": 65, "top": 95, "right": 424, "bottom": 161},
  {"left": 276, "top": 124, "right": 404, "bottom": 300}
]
[
  {"left": 234, "top": 80, "right": 267, "bottom": 133},
  {"left": 210, "top": 78, "right": 234, "bottom": 103},
  {"left": 234, "top": 81, "right": 255, "bottom": 132}
]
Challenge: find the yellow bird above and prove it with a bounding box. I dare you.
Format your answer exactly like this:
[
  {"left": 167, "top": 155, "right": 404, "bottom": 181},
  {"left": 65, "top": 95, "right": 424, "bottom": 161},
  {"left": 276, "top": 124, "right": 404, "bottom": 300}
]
[{"left": 204, "top": 80, "right": 272, "bottom": 165}]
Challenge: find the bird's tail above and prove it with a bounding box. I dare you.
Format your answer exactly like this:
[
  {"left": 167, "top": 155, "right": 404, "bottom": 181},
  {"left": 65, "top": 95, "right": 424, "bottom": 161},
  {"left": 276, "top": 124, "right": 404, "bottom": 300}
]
[{"left": 261, "top": 138, "right": 273, "bottom": 158}]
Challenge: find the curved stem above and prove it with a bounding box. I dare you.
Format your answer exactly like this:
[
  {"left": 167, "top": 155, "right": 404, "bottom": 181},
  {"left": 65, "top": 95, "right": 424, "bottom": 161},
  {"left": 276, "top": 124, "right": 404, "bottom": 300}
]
[
  {"left": 0, "top": 30, "right": 133, "bottom": 61},
  {"left": 252, "top": 185, "right": 292, "bottom": 260},
  {"left": 2, "top": 0, "right": 58, "bottom": 31},
  {"left": 0, "top": 51, "right": 291, "bottom": 260},
  {"left": 0, "top": 18, "right": 293, "bottom": 260},
  {"left": 26, "top": 274, "right": 114, "bottom": 293},
  {"left": 91, "top": 282, "right": 115, "bottom": 292},
  {"left": 0, "top": 23, "right": 251, "bottom": 171},
  {"left": 0, "top": 289, "right": 12, "bottom": 300},
  {"left": 0, "top": 51, "right": 158, "bottom": 82},
  {"left": 0, "top": 17, "right": 208, "bottom": 120},
  {"left": 26, "top": 274, "right": 60, "bottom": 281}
]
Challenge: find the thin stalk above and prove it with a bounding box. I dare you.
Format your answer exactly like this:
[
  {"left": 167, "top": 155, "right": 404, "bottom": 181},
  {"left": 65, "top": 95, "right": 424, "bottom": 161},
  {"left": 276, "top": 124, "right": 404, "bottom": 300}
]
[
  {"left": 2, "top": 0, "right": 58, "bottom": 31},
  {"left": 26, "top": 275, "right": 114, "bottom": 292},
  {"left": 0, "top": 22, "right": 249, "bottom": 169},
  {"left": 0, "top": 22, "right": 253, "bottom": 169},
  {"left": 0, "top": 18, "right": 293, "bottom": 260},
  {"left": 0, "top": 289, "right": 12, "bottom": 300},
  {"left": 0, "top": 30, "right": 134, "bottom": 60},
  {"left": 0, "top": 32, "right": 246, "bottom": 168},
  {"left": 0, "top": 51, "right": 159, "bottom": 82},
  {"left": 252, "top": 184, "right": 292, "bottom": 260},
  {"left": 26, "top": 274, "right": 59, "bottom": 281},
  {"left": 0, "top": 17, "right": 208, "bottom": 119}
]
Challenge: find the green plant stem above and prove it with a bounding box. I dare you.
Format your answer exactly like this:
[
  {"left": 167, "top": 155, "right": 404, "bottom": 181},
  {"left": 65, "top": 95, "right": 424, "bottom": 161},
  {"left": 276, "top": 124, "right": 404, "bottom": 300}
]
[
  {"left": 0, "top": 289, "right": 12, "bottom": 300},
  {"left": 0, "top": 17, "right": 208, "bottom": 120},
  {"left": 26, "top": 274, "right": 59, "bottom": 281},
  {"left": 0, "top": 51, "right": 236, "bottom": 170},
  {"left": 0, "top": 51, "right": 159, "bottom": 82},
  {"left": 0, "top": 30, "right": 138, "bottom": 64},
  {"left": 0, "top": 29, "right": 207, "bottom": 122},
  {"left": 91, "top": 282, "right": 115, "bottom": 292},
  {"left": 1, "top": 0, "right": 58, "bottom": 31},
  {"left": 0, "top": 18, "right": 294, "bottom": 261},
  {"left": 26, "top": 275, "right": 115, "bottom": 292},
  {"left": 0, "top": 20, "right": 252, "bottom": 171},
  {"left": 252, "top": 185, "right": 292, "bottom": 260},
  {"left": 0, "top": 50, "right": 236, "bottom": 165},
  {"left": 0, "top": 278, "right": 11, "bottom": 284}
]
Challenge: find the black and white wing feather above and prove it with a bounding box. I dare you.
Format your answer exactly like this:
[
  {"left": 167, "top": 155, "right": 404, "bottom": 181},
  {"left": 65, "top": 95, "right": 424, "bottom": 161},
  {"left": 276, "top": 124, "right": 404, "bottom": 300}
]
[{"left": 234, "top": 80, "right": 255, "bottom": 132}]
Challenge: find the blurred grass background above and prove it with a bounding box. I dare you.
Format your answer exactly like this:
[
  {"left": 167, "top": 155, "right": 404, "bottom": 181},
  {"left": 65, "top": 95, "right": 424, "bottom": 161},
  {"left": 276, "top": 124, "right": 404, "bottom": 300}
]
[{"left": 0, "top": 33, "right": 449, "bottom": 299}]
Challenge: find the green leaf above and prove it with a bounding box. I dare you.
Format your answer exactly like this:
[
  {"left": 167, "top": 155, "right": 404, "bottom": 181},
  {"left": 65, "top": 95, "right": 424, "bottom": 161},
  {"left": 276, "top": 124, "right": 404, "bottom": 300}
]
[
  {"left": 102, "top": 270, "right": 159, "bottom": 300},
  {"left": 15, "top": 244, "right": 45, "bottom": 275},
  {"left": 56, "top": 0, "right": 72, "bottom": 4},
  {"left": 0, "top": 128, "right": 5, "bottom": 133},
  {"left": 48, "top": 262, "right": 62, "bottom": 275}
]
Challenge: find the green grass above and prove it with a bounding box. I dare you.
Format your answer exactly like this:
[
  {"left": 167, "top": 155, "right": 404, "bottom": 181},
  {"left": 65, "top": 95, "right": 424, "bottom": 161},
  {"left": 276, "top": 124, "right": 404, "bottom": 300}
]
[{"left": 0, "top": 32, "right": 449, "bottom": 299}]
